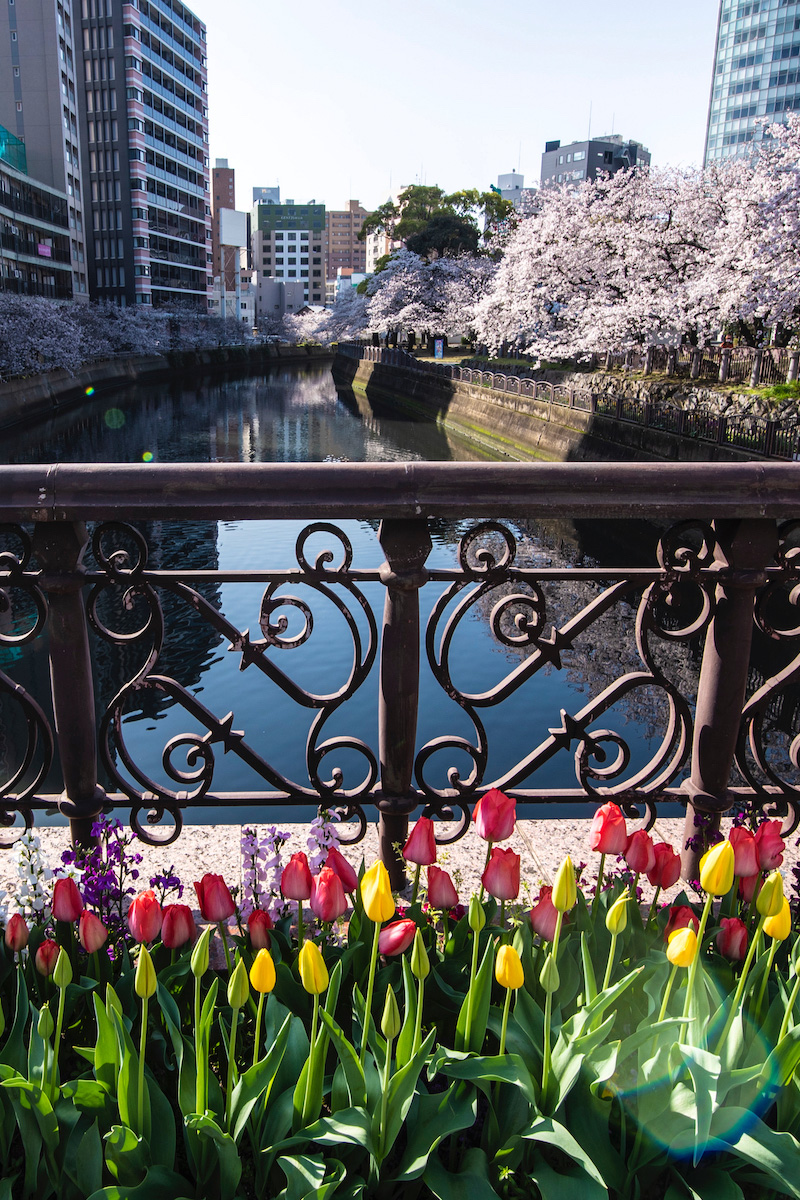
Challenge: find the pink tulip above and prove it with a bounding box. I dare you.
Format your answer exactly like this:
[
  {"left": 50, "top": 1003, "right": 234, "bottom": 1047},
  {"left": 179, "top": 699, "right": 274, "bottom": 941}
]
[
  {"left": 35, "top": 939, "right": 60, "bottom": 976},
  {"left": 280, "top": 852, "right": 313, "bottom": 901},
  {"left": 717, "top": 916, "right": 748, "bottom": 962},
  {"left": 127, "top": 889, "right": 163, "bottom": 943},
  {"left": 646, "top": 842, "right": 681, "bottom": 890},
  {"left": 162, "top": 904, "right": 196, "bottom": 950},
  {"left": 754, "top": 820, "right": 785, "bottom": 870},
  {"left": 378, "top": 918, "right": 416, "bottom": 956},
  {"left": 739, "top": 872, "right": 759, "bottom": 903},
  {"left": 194, "top": 873, "right": 236, "bottom": 922},
  {"left": 247, "top": 909, "right": 273, "bottom": 950},
  {"left": 78, "top": 910, "right": 108, "bottom": 954},
  {"left": 325, "top": 846, "right": 358, "bottom": 894},
  {"left": 728, "top": 826, "right": 759, "bottom": 878},
  {"left": 4, "top": 914, "right": 28, "bottom": 952},
  {"left": 530, "top": 886, "right": 560, "bottom": 942},
  {"left": 481, "top": 846, "right": 520, "bottom": 901},
  {"left": 52, "top": 877, "right": 83, "bottom": 922},
  {"left": 663, "top": 905, "right": 699, "bottom": 942},
  {"left": 625, "top": 830, "right": 656, "bottom": 876},
  {"left": 402, "top": 817, "right": 437, "bottom": 866},
  {"left": 589, "top": 802, "right": 628, "bottom": 855},
  {"left": 472, "top": 788, "right": 516, "bottom": 843},
  {"left": 310, "top": 866, "right": 348, "bottom": 923},
  {"left": 427, "top": 864, "right": 458, "bottom": 910}
]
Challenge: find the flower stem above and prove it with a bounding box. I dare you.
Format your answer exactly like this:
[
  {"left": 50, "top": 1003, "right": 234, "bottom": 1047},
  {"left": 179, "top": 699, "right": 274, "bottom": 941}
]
[
  {"left": 463, "top": 923, "right": 481, "bottom": 1052},
  {"left": 379, "top": 1021, "right": 393, "bottom": 1160},
  {"left": 303, "top": 994, "right": 319, "bottom": 1124},
  {"left": 225, "top": 1005, "right": 240, "bottom": 1133},
  {"left": 478, "top": 842, "right": 492, "bottom": 902},
  {"left": 657, "top": 963, "right": 679, "bottom": 1024},
  {"left": 754, "top": 937, "right": 779, "bottom": 1026},
  {"left": 602, "top": 931, "right": 618, "bottom": 993},
  {"left": 591, "top": 854, "right": 606, "bottom": 918},
  {"left": 49, "top": 984, "right": 67, "bottom": 1103},
  {"left": 413, "top": 975, "right": 425, "bottom": 1057},
  {"left": 779, "top": 972, "right": 800, "bottom": 1043},
  {"left": 137, "top": 994, "right": 148, "bottom": 1137},
  {"left": 410, "top": 863, "right": 421, "bottom": 906},
  {"left": 253, "top": 991, "right": 266, "bottom": 1069},
  {"left": 499, "top": 986, "right": 512, "bottom": 1056},
  {"left": 681, "top": 891, "right": 713, "bottom": 1027},
  {"left": 219, "top": 920, "right": 233, "bottom": 974},
  {"left": 646, "top": 886, "right": 662, "bottom": 928},
  {"left": 360, "top": 921, "right": 381, "bottom": 1066},
  {"left": 297, "top": 902, "right": 304, "bottom": 949},
  {"left": 713, "top": 912, "right": 766, "bottom": 1055}
]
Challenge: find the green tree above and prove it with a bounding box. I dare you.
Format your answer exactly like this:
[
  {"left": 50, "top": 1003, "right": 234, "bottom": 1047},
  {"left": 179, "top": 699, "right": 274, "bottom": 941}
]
[{"left": 358, "top": 184, "right": 514, "bottom": 257}]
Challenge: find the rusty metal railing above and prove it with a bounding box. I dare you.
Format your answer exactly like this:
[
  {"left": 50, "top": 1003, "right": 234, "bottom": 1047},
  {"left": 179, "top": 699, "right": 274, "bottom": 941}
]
[{"left": 1, "top": 461, "right": 799, "bottom": 886}]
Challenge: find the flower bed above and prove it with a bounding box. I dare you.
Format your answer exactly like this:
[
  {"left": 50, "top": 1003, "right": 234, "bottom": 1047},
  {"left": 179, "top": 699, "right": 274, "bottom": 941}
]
[{"left": 0, "top": 796, "right": 799, "bottom": 1200}]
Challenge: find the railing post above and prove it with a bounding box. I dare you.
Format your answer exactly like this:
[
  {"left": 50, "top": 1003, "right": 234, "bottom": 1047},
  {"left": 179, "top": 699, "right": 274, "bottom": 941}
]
[
  {"left": 719, "top": 348, "right": 731, "bottom": 383},
  {"left": 377, "top": 518, "right": 432, "bottom": 890},
  {"left": 788, "top": 351, "right": 800, "bottom": 383},
  {"left": 680, "top": 519, "right": 777, "bottom": 881},
  {"left": 32, "top": 521, "right": 105, "bottom": 850},
  {"left": 750, "top": 349, "right": 763, "bottom": 389},
  {"left": 644, "top": 346, "right": 654, "bottom": 376},
  {"left": 690, "top": 349, "right": 702, "bottom": 380}
]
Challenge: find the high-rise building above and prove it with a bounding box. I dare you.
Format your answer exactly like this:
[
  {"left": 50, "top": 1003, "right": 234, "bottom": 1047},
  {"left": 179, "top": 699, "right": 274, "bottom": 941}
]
[
  {"left": 704, "top": 1, "right": 800, "bottom": 165},
  {"left": 76, "top": 0, "right": 211, "bottom": 308},
  {"left": 325, "top": 199, "right": 368, "bottom": 280},
  {"left": 211, "top": 157, "right": 235, "bottom": 290},
  {"left": 252, "top": 196, "right": 326, "bottom": 305},
  {"left": 0, "top": 0, "right": 89, "bottom": 298},
  {"left": 0, "top": 124, "right": 74, "bottom": 299},
  {"left": 540, "top": 135, "right": 651, "bottom": 186}
]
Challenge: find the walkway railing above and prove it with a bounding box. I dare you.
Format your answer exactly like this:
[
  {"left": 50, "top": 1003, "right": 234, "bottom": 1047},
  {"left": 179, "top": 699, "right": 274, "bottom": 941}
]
[
  {"left": 338, "top": 343, "right": 800, "bottom": 461},
  {"left": 1, "top": 461, "right": 799, "bottom": 885}
]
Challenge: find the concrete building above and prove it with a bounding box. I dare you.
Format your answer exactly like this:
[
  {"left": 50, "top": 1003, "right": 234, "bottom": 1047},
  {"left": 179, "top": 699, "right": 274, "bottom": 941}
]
[
  {"left": 75, "top": 0, "right": 211, "bottom": 308},
  {"left": 0, "top": 0, "right": 89, "bottom": 298},
  {"left": 325, "top": 199, "right": 368, "bottom": 280},
  {"left": 540, "top": 135, "right": 651, "bottom": 186},
  {"left": 251, "top": 195, "right": 326, "bottom": 305},
  {"left": 211, "top": 157, "right": 235, "bottom": 289},
  {"left": 495, "top": 171, "right": 536, "bottom": 211},
  {"left": 705, "top": 0, "right": 800, "bottom": 164},
  {"left": 256, "top": 275, "right": 305, "bottom": 322},
  {"left": 0, "top": 124, "right": 74, "bottom": 299}
]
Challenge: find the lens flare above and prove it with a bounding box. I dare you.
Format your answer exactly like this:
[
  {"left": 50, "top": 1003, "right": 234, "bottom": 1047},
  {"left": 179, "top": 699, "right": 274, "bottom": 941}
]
[
  {"left": 104, "top": 408, "right": 124, "bottom": 429},
  {"left": 142, "top": 451, "right": 154, "bottom": 462},
  {"left": 85, "top": 386, "right": 95, "bottom": 396}
]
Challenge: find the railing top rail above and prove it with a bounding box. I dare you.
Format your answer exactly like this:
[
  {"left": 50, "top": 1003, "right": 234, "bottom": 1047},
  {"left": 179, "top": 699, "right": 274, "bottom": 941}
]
[{"left": 0, "top": 461, "right": 798, "bottom": 522}]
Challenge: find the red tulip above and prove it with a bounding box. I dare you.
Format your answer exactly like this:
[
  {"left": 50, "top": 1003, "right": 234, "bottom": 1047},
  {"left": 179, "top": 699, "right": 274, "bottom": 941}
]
[
  {"left": 280, "top": 853, "right": 313, "bottom": 901},
  {"left": 162, "top": 904, "right": 196, "bottom": 949},
  {"left": 325, "top": 846, "right": 358, "bottom": 894},
  {"left": 310, "top": 866, "right": 347, "bottom": 923},
  {"left": 625, "top": 830, "right": 656, "bottom": 876},
  {"left": 78, "top": 910, "right": 108, "bottom": 954},
  {"left": 530, "top": 886, "right": 560, "bottom": 942},
  {"left": 378, "top": 918, "right": 416, "bottom": 956},
  {"left": 589, "top": 802, "right": 628, "bottom": 855},
  {"left": 482, "top": 846, "right": 520, "bottom": 901},
  {"left": 472, "top": 788, "right": 516, "bottom": 843},
  {"left": 728, "top": 827, "right": 759, "bottom": 878},
  {"left": 35, "top": 939, "right": 60, "bottom": 976},
  {"left": 194, "top": 873, "right": 236, "bottom": 922},
  {"left": 127, "top": 889, "right": 163, "bottom": 943},
  {"left": 646, "top": 842, "right": 681, "bottom": 890},
  {"left": 754, "top": 820, "right": 784, "bottom": 870},
  {"left": 402, "top": 817, "right": 437, "bottom": 866},
  {"left": 4, "top": 914, "right": 28, "bottom": 952},
  {"left": 52, "top": 877, "right": 83, "bottom": 922},
  {"left": 247, "top": 909, "right": 273, "bottom": 950},
  {"left": 739, "top": 872, "right": 759, "bottom": 903},
  {"left": 427, "top": 864, "right": 458, "bottom": 910},
  {"left": 716, "top": 916, "right": 748, "bottom": 961},
  {"left": 663, "top": 905, "right": 699, "bottom": 942}
]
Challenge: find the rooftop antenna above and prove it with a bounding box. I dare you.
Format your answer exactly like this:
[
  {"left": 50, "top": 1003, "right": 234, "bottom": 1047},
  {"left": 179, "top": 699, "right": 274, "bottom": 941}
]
[
  {"left": 612, "top": 112, "right": 615, "bottom": 135},
  {"left": 588, "top": 101, "right": 592, "bottom": 140},
  {"left": 518, "top": 140, "right": 521, "bottom": 173}
]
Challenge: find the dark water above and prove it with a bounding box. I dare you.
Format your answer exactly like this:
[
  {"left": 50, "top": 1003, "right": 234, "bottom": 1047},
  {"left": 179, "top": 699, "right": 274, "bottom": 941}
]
[{"left": 0, "top": 366, "right": 706, "bottom": 828}]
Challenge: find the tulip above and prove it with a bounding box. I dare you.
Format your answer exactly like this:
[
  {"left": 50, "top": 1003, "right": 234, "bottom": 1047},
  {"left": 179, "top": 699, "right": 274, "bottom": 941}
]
[
  {"left": 715, "top": 870, "right": 785, "bottom": 1054},
  {"left": 716, "top": 916, "right": 748, "bottom": 961},
  {"left": 162, "top": 904, "right": 196, "bottom": 950},
  {"left": 247, "top": 908, "right": 273, "bottom": 950},
  {"left": 225, "top": 958, "right": 250, "bottom": 1131},
  {"left": 481, "top": 846, "right": 520, "bottom": 902},
  {"left": 663, "top": 904, "right": 699, "bottom": 942},
  {"left": 530, "top": 886, "right": 560, "bottom": 942},
  {"left": 764, "top": 897, "right": 791, "bottom": 942},
  {"left": 325, "top": 845, "right": 358, "bottom": 894},
  {"left": 381, "top": 984, "right": 401, "bottom": 1041},
  {"left": 540, "top": 949, "right": 560, "bottom": 1102},
  {"left": 647, "top": 842, "right": 681, "bottom": 890},
  {"left": 361, "top": 860, "right": 395, "bottom": 924},
  {"left": 190, "top": 925, "right": 211, "bottom": 978},
  {"left": 495, "top": 944, "right": 524, "bottom": 1057},
  {"left": 728, "top": 826, "right": 759, "bottom": 878},
  {"left": 410, "top": 929, "right": 429, "bottom": 1055},
  {"left": 4, "top": 913, "right": 28, "bottom": 953},
  {"left": 135, "top": 943, "right": 157, "bottom": 1135},
  {"left": 402, "top": 817, "right": 437, "bottom": 866},
  {"left": 52, "top": 877, "right": 83, "bottom": 922},
  {"left": 754, "top": 819, "right": 785, "bottom": 870},
  {"left": 379, "top": 918, "right": 416, "bottom": 956},
  {"left": 250, "top": 947, "right": 276, "bottom": 1067},
  {"left": 298, "top": 939, "right": 329, "bottom": 996},
  {"left": 667, "top": 926, "right": 698, "bottom": 968},
  {"left": 589, "top": 801, "right": 628, "bottom": 854},
  {"left": 625, "top": 830, "right": 656, "bottom": 877},
  {"left": 552, "top": 855, "right": 577, "bottom": 914},
  {"left": 757, "top": 870, "right": 784, "bottom": 918},
  {"left": 78, "top": 910, "right": 108, "bottom": 955},
  {"left": 310, "top": 866, "right": 347, "bottom": 924},
  {"left": 472, "top": 787, "right": 516, "bottom": 843},
  {"left": 468, "top": 893, "right": 486, "bottom": 933},
  {"left": 739, "top": 872, "right": 759, "bottom": 903},
  {"left": 280, "top": 853, "right": 313, "bottom": 901},
  {"left": 35, "top": 939, "right": 60, "bottom": 976},
  {"left": 127, "top": 889, "right": 163, "bottom": 943},
  {"left": 194, "top": 873, "right": 236, "bottom": 922},
  {"left": 190, "top": 926, "right": 212, "bottom": 1115},
  {"left": 602, "top": 889, "right": 629, "bottom": 991},
  {"left": 427, "top": 864, "right": 458, "bottom": 911},
  {"left": 699, "top": 839, "right": 735, "bottom": 897},
  {"left": 378, "top": 984, "right": 402, "bottom": 1156}
]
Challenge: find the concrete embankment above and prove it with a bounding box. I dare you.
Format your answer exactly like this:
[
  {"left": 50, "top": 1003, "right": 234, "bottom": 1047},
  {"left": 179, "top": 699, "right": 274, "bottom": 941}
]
[
  {"left": 332, "top": 355, "right": 772, "bottom": 463},
  {"left": 0, "top": 344, "right": 332, "bottom": 433}
]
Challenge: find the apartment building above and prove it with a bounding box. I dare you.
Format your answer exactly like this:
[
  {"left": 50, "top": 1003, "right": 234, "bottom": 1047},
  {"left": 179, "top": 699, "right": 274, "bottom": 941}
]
[
  {"left": 0, "top": 124, "right": 74, "bottom": 299},
  {"left": 252, "top": 195, "right": 326, "bottom": 305},
  {"left": 325, "top": 199, "right": 367, "bottom": 280},
  {"left": 211, "top": 156, "right": 235, "bottom": 289},
  {"left": 540, "top": 135, "right": 651, "bottom": 186}
]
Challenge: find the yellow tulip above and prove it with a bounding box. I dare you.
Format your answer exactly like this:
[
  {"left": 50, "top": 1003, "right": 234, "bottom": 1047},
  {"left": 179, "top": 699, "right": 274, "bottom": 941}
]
[
  {"left": 764, "top": 897, "right": 791, "bottom": 942},
  {"left": 298, "top": 939, "right": 329, "bottom": 995},
  {"left": 667, "top": 926, "right": 698, "bottom": 968},
  {"left": 250, "top": 948, "right": 277, "bottom": 994},
  {"left": 699, "top": 840, "right": 735, "bottom": 897},
  {"left": 361, "top": 861, "right": 395, "bottom": 924},
  {"left": 757, "top": 870, "right": 785, "bottom": 919},
  {"left": 495, "top": 944, "right": 525, "bottom": 990},
  {"left": 551, "top": 855, "right": 577, "bottom": 914},
  {"left": 605, "top": 889, "right": 629, "bottom": 936},
  {"left": 134, "top": 943, "right": 157, "bottom": 999}
]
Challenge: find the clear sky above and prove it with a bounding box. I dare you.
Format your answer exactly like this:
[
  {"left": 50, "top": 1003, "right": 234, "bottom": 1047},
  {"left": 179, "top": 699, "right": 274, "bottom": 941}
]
[{"left": 188, "top": 0, "right": 721, "bottom": 215}]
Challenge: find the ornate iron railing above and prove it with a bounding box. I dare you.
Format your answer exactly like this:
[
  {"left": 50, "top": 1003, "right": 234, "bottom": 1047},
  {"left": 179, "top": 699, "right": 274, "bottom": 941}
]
[{"left": 1, "top": 461, "right": 799, "bottom": 884}]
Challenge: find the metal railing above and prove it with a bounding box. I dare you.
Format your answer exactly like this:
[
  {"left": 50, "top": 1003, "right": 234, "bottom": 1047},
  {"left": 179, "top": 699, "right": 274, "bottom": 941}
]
[{"left": 1, "top": 461, "right": 799, "bottom": 885}]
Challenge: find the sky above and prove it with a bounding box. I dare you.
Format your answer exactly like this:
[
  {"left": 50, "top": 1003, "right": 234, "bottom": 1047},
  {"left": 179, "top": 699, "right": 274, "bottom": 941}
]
[{"left": 188, "top": 0, "right": 721, "bottom": 215}]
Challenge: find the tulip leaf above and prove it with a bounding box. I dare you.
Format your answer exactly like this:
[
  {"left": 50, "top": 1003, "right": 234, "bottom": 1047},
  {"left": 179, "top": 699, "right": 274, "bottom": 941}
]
[
  {"left": 713, "top": 1109, "right": 800, "bottom": 1196},
  {"left": 319, "top": 1008, "right": 367, "bottom": 1110},
  {"left": 673, "top": 1166, "right": 745, "bottom": 1200},
  {"left": 0, "top": 968, "right": 29, "bottom": 1075},
  {"left": 454, "top": 938, "right": 495, "bottom": 1054},
  {"left": 199, "top": 976, "right": 220, "bottom": 1042},
  {"left": 292, "top": 1006, "right": 331, "bottom": 1132},
  {"left": 104, "top": 1125, "right": 148, "bottom": 1187},
  {"left": 395, "top": 957, "right": 417, "bottom": 1070},
  {"left": 186, "top": 1113, "right": 243, "bottom": 1200},
  {"left": 85, "top": 1165, "right": 194, "bottom": 1200},
  {"left": 279, "top": 1153, "right": 346, "bottom": 1200},
  {"left": 677, "top": 1044, "right": 721, "bottom": 1166},
  {"left": 758, "top": 1024, "right": 800, "bottom": 1092},
  {"left": 432, "top": 1050, "right": 538, "bottom": 1106},
  {"left": 378, "top": 1027, "right": 437, "bottom": 1160},
  {"left": 92, "top": 992, "right": 121, "bottom": 1092},
  {"left": 580, "top": 932, "right": 598, "bottom": 1007},
  {"left": 154, "top": 984, "right": 198, "bottom": 1121},
  {"left": 114, "top": 1019, "right": 151, "bottom": 1144},
  {"left": 393, "top": 1082, "right": 477, "bottom": 1181},
  {"left": 62, "top": 1077, "right": 115, "bottom": 1123},
  {"left": 146, "top": 1068, "right": 177, "bottom": 1170},
  {"left": 300, "top": 1106, "right": 377, "bottom": 1158},
  {"left": 324, "top": 960, "right": 343, "bottom": 1020},
  {"left": 77, "top": 1120, "right": 104, "bottom": 1199},
  {"left": 1, "top": 1076, "right": 59, "bottom": 1152},
  {"left": 263, "top": 1000, "right": 310, "bottom": 1102},
  {"left": 520, "top": 1114, "right": 608, "bottom": 1196},
  {"left": 423, "top": 1146, "right": 499, "bottom": 1200},
  {"left": 230, "top": 1012, "right": 292, "bottom": 1141}
]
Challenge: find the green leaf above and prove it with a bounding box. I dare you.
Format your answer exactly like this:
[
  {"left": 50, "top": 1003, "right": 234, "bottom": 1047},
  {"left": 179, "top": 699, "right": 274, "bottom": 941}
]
[
  {"left": 86, "top": 1165, "right": 194, "bottom": 1200},
  {"left": 679, "top": 1044, "right": 721, "bottom": 1167},
  {"left": 77, "top": 1121, "right": 104, "bottom": 1199},
  {"left": 230, "top": 1012, "right": 292, "bottom": 1141},
  {"left": 0, "top": 968, "right": 29, "bottom": 1074},
  {"left": 318, "top": 1008, "right": 367, "bottom": 1110},
  {"left": 114, "top": 1012, "right": 151, "bottom": 1144},
  {"left": 519, "top": 1114, "right": 608, "bottom": 1194},
  {"left": 758, "top": 1023, "right": 800, "bottom": 1092},
  {"left": 278, "top": 1153, "right": 346, "bottom": 1200},
  {"left": 713, "top": 1110, "right": 800, "bottom": 1196},
  {"left": 379, "top": 1027, "right": 437, "bottom": 1160},
  {"left": 394, "top": 1082, "right": 477, "bottom": 1181},
  {"left": 300, "top": 1107, "right": 377, "bottom": 1158},
  {"left": 454, "top": 938, "right": 495, "bottom": 1054},
  {"left": 395, "top": 956, "right": 417, "bottom": 1070},
  {"left": 147, "top": 1068, "right": 177, "bottom": 1170},
  {"left": 62, "top": 1078, "right": 115, "bottom": 1124},
  {"left": 104, "top": 1125, "right": 149, "bottom": 1188},
  {"left": 434, "top": 1050, "right": 538, "bottom": 1106},
  {"left": 185, "top": 1113, "right": 243, "bottom": 1200},
  {"left": 92, "top": 993, "right": 120, "bottom": 1092},
  {"left": 679, "top": 1166, "right": 745, "bottom": 1200},
  {"left": 423, "top": 1146, "right": 499, "bottom": 1200},
  {"left": 292, "top": 1008, "right": 330, "bottom": 1132},
  {"left": 580, "top": 932, "right": 598, "bottom": 1007},
  {"left": 2, "top": 1076, "right": 60, "bottom": 1152}
]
